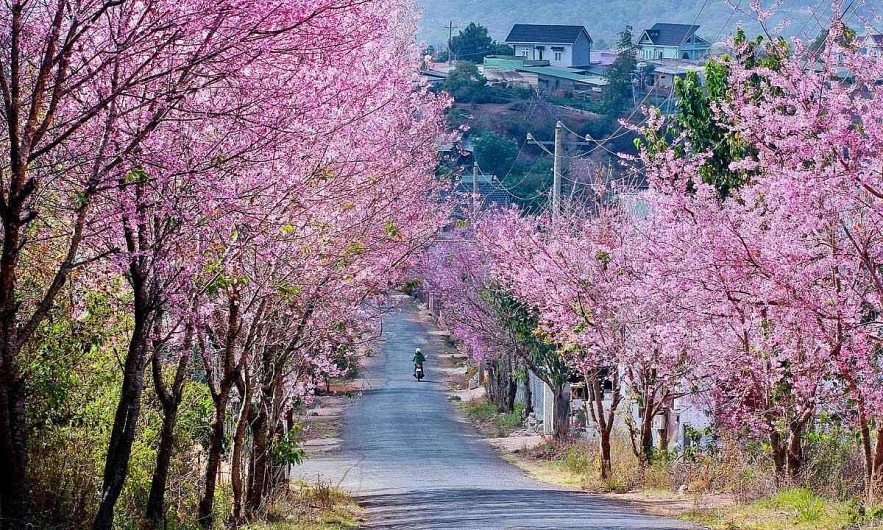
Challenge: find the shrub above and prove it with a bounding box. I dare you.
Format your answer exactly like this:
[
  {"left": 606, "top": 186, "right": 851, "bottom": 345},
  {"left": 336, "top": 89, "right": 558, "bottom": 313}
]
[
  {"left": 563, "top": 444, "right": 593, "bottom": 475},
  {"left": 760, "top": 488, "right": 826, "bottom": 523}
]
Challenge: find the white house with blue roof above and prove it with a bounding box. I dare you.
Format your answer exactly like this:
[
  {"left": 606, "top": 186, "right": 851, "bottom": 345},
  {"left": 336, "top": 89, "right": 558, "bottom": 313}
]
[
  {"left": 637, "top": 23, "right": 711, "bottom": 61},
  {"left": 505, "top": 24, "right": 593, "bottom": 68}
]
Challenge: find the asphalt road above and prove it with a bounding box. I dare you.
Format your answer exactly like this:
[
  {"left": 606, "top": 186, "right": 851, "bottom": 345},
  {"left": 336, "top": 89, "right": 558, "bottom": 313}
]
[{"left": 293, "top": 296, "right": 699, "bottom": 529}]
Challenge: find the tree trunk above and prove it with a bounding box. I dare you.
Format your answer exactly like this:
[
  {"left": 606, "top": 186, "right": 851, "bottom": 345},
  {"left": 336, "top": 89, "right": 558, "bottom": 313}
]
[
  {"left": 844, "top": 379, "right": 877, "bottom": 498},
  {"left": 246, "top": 405, "right": 269, "bottom": 516},
  {"left": 786, "top": 421, "right": 805, "bottom": 478},
  {"left": 145, "top": 401, "right": 179, "bottom": 529},
  {"left": 198, "top": 294, "right": 242, "bottom": 529},
  {"left": 872, "top": 427, "right": 883, "bottom": 499},
  {"left": 858, "top": 415, "right": 873, "bottom": 494},
  {"left": 521, "top": 366, "right": 533, "bottom": 416},
  {"left": 586, "top": 369, "right": 619, "bottom": 481},
  {"left": 551, "top": 383, "right": 570, "bottom": 440},
  {"left": 657, "top": 408, "right": 669, "bottom": 453},
  {"left": 639, "top": 404, "right": 654, "bottom": 465},
  {"left": 770, "top": 429, "right": 787, "bottom": 481},
  {"left": 231, "top": 371, "right": 252, "bottom": 523},
  {"left": 93, "top": 284, "right": 152, "bottom": 530},
  {"left": 198, "top": 388, "right": 230, "bottom": 529},
  {"left": 146, "top": 330, "right": 192, "bottom": 529},
  {"left": 0, "top": 215, "right": 30, "bottom": 528},
  {"left": 599, "top": 425, "right": 613, "bottom": 479},
  {"left": 0, "top": 342, "right": 28, "bottom": 529},
  {"left": 485, "top": 358, "right": 516, "bottom": 413}
]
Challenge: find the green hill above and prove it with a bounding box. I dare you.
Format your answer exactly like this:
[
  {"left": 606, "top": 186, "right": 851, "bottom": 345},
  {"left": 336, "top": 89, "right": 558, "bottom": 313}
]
[{"left": 416, "top": 1, "right": 862, "bottom": 50}]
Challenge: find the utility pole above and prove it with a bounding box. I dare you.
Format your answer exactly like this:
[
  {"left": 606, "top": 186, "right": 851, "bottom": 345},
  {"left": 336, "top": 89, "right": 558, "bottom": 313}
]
[
  {"left": 552, "top": 121, "right": 564, "bottom": 218},
  {"left": 528, "top": 121, "right": 596, "bottom": 218},
  {"left": 472, "top": 161, "right": 479, "bottom": 215},
  {"left": 446, "top": 21, "right": 459, "bottom": 67}
]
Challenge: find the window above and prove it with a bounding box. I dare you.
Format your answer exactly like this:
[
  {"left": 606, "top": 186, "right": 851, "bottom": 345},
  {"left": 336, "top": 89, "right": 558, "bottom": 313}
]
[
  {"left": 521, "top": 48, "right": 529, "bottom": 58},
  {"left": 554, "top": 51, "right": 562, "bottom": 62}
]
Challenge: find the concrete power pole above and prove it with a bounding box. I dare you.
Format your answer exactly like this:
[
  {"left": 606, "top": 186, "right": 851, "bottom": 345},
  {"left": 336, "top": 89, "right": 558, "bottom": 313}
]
[
  {"left": 472, "top": 161, "right": 479, "bottom": 215},
  {"left": 552, "top": 121, "right": 564, "bottom": 218},
  {"left": 447, "top": 21, "right": 458, "bottom": 66},
  {"left": 528, "top": 121, "right": 594, "bottom": 218}
]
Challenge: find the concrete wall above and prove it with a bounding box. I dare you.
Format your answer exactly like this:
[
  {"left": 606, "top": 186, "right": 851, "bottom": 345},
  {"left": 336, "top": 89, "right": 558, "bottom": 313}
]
[
  {"left": 572, "top": 33, "right": 592, "bottom": 66},
  {"left": 514, "top": 44, "right": 574, "bottom": 67},
  {"left": 513, "top": 37, "right": 590, "bottom": 68},
  {"left": 639, "top": 43, "right": 708, "bottom": 61}
]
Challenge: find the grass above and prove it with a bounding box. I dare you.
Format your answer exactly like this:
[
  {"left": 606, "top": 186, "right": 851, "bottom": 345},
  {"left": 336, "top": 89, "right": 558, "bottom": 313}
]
[
  {"left": 242, "top": 480, "right": 362, "bottom": 530},
  {"left": 679, "top": 487, "right": 883, "bottom": 530},
  {"left": 459, "top": 399, "right": 524, "bottom": 438}
]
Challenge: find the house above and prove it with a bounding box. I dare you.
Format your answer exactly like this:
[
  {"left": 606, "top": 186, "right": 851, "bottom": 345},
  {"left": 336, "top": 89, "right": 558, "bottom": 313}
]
[
  {"left": 637, "top": 23, "right": 711, "bottom": 61},
  {"left": 859, "top": 34, "right": 883, "bottom": 58},
  {"left": 483, "top": 56, "right": 545, "bottom": 90},
  {"left": 517, "top": 66, "right": 607, "bottom": 98},
  {"left": 454, "top": 172, "right": 511, "bottom": 210},
  {"left": 482, "top": 56, "right": 607, "bottom": 97},
  {"left": 646, "top": 62, "right": 705, "bottom": 92},
  {"left": 505, "top": 24, "right": 593, "bottom": 68}
]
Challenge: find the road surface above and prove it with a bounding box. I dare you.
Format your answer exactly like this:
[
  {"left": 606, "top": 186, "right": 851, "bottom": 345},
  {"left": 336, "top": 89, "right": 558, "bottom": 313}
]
[{"left": 293, "top": 296, "right": 699, "bottom": 529}]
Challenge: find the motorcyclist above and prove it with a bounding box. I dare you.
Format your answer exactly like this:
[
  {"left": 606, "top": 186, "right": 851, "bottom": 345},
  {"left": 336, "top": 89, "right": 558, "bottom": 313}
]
[{"left": 412, "top": 348, "right": 426, "bottom": 378}]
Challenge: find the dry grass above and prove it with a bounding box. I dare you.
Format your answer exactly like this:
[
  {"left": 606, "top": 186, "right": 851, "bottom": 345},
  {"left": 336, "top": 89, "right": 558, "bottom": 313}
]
[
  {"left": 458, "top": 398, "right": 525, "bottom": 438},
  {"left": 242, "top": 480, "right": 363, "bottom": 530},
  {"left": 682, "top": 488, "right": 883, "bottom": 530},
  {"left": 504, "top": 433, "right": 883, "bottom": 530}
]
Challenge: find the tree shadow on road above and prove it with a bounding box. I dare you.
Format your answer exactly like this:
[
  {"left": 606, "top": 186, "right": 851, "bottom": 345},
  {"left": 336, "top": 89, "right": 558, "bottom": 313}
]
[{"left": 359, "top": 487, "right": 699, "bottom": 529}]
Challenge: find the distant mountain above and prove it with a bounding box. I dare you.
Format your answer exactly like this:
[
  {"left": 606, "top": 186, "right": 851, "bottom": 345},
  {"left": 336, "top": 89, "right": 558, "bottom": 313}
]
[{"left": 416, "top": 0, "right": 871, "bottom": 50}]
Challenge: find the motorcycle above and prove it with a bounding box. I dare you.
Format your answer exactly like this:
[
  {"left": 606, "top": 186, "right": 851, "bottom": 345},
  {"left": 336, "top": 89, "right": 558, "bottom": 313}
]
[{"left": 414, "top": 363, "right": 425, "bottom": 382}]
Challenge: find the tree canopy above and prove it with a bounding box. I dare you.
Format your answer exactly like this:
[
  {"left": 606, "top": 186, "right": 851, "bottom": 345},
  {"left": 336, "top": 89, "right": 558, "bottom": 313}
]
[{"left": 450, "top": 22, "right": 513, "bottom": 63}]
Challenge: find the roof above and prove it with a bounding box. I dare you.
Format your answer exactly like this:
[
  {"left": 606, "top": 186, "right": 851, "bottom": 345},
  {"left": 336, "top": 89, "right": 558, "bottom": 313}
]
[
  {"left": 862, "top": 34, "right": 883, "bottom": 46},
  {"left": 453, "top": 177, "right": 510, "bottom": 210},
  {"left": 506, "top": 24, "right": 592, "bottom": 45},
  {"left": 516, "top": 66, "right": 608, "bottom": 86},
  {"left": 590, "top": 49, "right": 618, "bottom": 66},
  {"left": 638, "top": 23, "right": 707, "bottom": 47}
]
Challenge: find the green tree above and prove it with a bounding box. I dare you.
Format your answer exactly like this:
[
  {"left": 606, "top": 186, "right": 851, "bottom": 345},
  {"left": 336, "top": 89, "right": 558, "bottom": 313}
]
[
  {"left": 442, "top": 61, "right": 488, "bottom": 102},
  {"left": 637, "top": 29, "right": 791, "bottom": 199},
  {"left": 601, "top": 26, "right": 637, "bottom": 117},
  {"left": 472, "top": 131, "right": 519, "bottom": 178},
  {"left": 672, "top": 62, "right": 749, "bottom": 198},
  {"left": 809, "top": 23, "right": 857, "bottom": 53},
  {"left": 450, "top": 22, "right": 508, "bottom": 62},
  {"left": 484, "top": 288, "right": 571, "bottom": 439}
]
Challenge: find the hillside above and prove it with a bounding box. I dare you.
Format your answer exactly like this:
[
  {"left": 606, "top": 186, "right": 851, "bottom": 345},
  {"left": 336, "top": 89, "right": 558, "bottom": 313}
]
[{"left": 416, "top": 0, "right": 867, "bottom": 49}]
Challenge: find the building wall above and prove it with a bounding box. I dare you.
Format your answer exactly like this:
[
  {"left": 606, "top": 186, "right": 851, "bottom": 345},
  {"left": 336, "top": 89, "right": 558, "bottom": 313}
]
[
  {"left": 572, "top": 33, "right": 592, "bottom": 66},
  {"left": 639, "top": 44, "right": 709, "bottom": 61},
  {"left": 860, "top": 38, "right": 883, "bottom": 58},
  {"left": 519, "top": 363, "right": 715, "bottom": 453},
  {"left": 513, "top": 40, "right": 587, "bottom": 67},
  {"left": 652, "top": 71, "right": 684, "bottom": 91},
  {"left": 514, "top": 45, "right": 532, "bottom": 59},
  {"left": 537, "top": 74, "right": 580, "bottom": 94},
  {"left": 639, "top": 45, "right": 679, "bottom": 60}
]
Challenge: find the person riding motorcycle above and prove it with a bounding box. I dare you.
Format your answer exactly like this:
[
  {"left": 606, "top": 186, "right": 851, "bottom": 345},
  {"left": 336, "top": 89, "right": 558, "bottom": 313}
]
[{"left": 412, "top": 348, "right": 426, "bottom": 378}]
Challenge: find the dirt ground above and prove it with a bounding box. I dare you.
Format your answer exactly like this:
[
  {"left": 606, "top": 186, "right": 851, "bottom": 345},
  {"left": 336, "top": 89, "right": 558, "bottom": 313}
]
[{"left": 299, "top": 350, "right": 384, "bottom": 455}]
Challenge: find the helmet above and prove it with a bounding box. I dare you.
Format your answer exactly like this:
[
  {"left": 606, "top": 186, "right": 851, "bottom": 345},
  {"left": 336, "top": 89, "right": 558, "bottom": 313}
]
[{"left": 415, "top": 348, "right": 421, "bottom": 353}]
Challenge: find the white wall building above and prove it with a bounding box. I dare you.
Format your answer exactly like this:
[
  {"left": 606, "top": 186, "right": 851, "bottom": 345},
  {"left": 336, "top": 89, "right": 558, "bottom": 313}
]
[
  {"left": 505, "top": 24, "right": 593, "bottom": 68},
  {"left": 637, "top": 23, "right": 711, "bottom": 61},
  {"left": 859, "top": 34, "right": 883, "bottom": 58}
]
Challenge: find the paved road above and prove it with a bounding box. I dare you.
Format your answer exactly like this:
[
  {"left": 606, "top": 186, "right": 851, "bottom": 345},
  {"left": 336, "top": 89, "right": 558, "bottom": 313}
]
[{"left": 293, "top": 296, "right": 699, "bottom": 529}]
